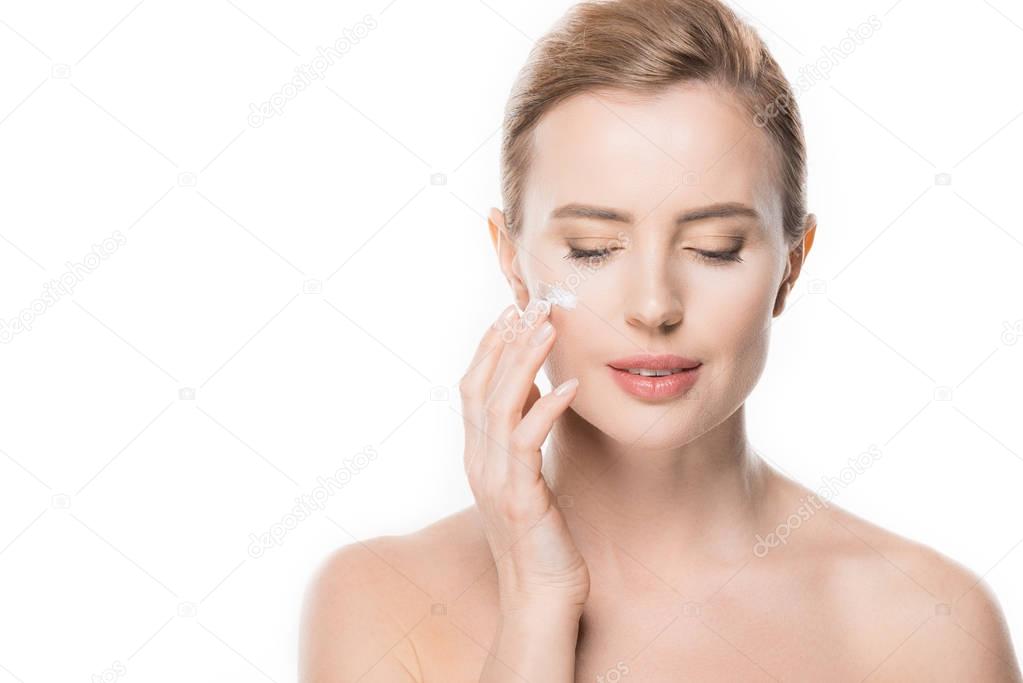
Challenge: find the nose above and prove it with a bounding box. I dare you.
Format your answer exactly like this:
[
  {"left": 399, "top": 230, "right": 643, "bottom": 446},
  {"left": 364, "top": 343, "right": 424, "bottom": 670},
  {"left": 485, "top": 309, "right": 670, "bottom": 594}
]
[{"left": 624, "top": 253, "right": 684, "bottom": 331}]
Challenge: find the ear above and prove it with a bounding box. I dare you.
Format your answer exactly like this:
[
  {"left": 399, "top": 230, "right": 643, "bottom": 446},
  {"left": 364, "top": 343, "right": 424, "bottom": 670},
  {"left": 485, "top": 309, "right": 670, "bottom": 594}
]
[
  {"left": 773, "top": 213, "right": 816, "bottom": 317},
  {"left": 488, "top": 207, "right": 530, "bottom": 310}
]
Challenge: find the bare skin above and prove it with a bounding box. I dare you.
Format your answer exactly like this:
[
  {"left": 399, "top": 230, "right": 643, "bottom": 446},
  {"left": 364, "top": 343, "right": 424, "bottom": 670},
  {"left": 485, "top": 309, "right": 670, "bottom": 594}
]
[
  {"left": 303, "top": 500, "right": 1018, "bottom": 681},
  {"left": 300, "top": 82, "right": 1021, "bottom": 681}
]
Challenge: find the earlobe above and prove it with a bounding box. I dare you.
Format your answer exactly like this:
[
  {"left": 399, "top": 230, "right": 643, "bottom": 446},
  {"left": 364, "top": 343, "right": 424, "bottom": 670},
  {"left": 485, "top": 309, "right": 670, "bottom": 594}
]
[
  {"left": 773, "top": 217, "right": 816, "bottom": 318},
  {"left": 772, "top": 281, "right": 792, "bottom": 317},
  {"left": 773, "top": 254, "right": 795, "bottom": 317}
]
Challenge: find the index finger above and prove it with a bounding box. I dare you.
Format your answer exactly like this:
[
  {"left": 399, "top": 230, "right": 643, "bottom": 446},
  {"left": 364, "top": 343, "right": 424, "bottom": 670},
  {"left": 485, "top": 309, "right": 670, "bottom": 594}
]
[{"left": 459, "top": 304, "right": 519, "bottom": 461}]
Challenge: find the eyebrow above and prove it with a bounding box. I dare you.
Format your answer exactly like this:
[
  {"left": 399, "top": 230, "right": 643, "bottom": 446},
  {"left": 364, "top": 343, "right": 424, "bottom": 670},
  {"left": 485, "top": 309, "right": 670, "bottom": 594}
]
[{"left": 549, "top": 201, "right": 760, "bottom": 226}]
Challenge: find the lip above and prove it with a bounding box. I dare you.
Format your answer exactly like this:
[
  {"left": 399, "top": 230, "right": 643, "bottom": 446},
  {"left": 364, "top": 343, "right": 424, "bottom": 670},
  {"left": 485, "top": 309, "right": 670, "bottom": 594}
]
[
  {"left": 607, "top": 354, "right": 702, "bottom": 401},
  {"left": 607, "top": 354, "right": 701, "bottom": 371}
]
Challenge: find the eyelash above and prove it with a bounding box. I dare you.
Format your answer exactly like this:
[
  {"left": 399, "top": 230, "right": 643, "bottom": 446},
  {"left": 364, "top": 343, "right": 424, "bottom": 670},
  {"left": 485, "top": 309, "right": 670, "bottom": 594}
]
[{"left": 564, "top": 247, "right": 743, "bottom": 264}]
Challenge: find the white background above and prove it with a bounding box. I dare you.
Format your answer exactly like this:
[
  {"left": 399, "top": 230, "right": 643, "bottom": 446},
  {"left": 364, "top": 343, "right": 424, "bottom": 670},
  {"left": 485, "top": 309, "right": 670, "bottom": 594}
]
[{"left": 1, "top": 0, "right": 1021, "bottom": 680}]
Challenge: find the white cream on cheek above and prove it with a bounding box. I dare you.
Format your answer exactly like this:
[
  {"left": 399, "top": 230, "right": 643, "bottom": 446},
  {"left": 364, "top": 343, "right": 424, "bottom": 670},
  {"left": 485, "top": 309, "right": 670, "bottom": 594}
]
[
  {"left": 535, "top": 279, "right": 578, "bottom": 310},
  {"left": 511, "top": 251, "right": 579, "bottom": 310}
]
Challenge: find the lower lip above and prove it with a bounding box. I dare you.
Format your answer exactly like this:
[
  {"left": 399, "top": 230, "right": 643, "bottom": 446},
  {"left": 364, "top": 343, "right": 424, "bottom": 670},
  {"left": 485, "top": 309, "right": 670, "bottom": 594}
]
[{"left": 608, "top": 365, "right": 701, "bottom": 400}]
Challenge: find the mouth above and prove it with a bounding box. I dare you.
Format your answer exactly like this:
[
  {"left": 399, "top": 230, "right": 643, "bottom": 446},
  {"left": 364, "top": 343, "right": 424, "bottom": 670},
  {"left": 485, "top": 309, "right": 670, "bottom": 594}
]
[
  {"left": 620, "top": 367, "right": 692, "bottom": 376},
  {"left": 607, "top": 354, "right": 702, "bottom": 400},
  {"left": 607, "top": 354, "right": 701, "bottom": 372}
]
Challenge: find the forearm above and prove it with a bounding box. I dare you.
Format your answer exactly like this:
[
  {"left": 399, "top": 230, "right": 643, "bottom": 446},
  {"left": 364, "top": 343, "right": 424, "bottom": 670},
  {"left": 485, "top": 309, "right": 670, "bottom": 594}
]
[{"left": 479, "top": 607, "right": 582, "bottom": 682}]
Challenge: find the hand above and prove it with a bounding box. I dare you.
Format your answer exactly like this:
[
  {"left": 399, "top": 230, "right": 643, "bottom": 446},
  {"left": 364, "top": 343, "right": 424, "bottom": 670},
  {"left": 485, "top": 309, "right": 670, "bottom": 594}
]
[{"left": 459, "top": 299, "right": 590, "bottom": 616}]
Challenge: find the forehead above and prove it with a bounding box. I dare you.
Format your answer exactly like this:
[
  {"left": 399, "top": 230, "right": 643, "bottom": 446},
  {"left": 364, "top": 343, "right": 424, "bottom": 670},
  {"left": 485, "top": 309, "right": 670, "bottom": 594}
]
[{"left": 524, "top": 81, "right": 780, "bottom": 229}]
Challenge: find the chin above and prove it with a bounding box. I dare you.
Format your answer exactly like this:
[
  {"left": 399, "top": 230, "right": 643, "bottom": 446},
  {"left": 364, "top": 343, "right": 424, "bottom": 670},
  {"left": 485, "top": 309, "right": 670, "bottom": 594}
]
[{"left": 576, "top": 385, "right": 726, "bottom": 451}]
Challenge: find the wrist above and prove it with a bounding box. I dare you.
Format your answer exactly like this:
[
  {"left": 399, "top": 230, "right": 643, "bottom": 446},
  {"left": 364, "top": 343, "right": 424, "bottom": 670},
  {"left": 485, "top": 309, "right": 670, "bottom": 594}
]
[
  {"left": 499, "top": 601, "right": 584, "bottom": 624},
  {"left": 485, "top": 599, "right": 584, "bottom": 681},
  {"left": 492, "top": 605, "right": 582, "bottom": 672},
  {"left": 497, "top": 581, "right": 589, "bottom": 619}
]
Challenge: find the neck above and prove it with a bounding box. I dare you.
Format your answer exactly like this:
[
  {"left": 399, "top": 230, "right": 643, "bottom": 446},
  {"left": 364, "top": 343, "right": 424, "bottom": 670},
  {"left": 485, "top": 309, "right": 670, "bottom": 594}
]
[{"left": 542, "top": 403, "right": 775, "bottom": 590}]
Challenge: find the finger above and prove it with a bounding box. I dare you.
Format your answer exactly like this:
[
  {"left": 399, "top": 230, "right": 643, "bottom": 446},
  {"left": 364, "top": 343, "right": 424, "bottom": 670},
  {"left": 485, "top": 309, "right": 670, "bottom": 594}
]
[
  {"left": 461, "top": 304, "right": 517, "bottom": 414},
  {"left": 522, "top": 383, "right": 541, "bottom": 419},
  {"left": 461, "top": 304, "right": 518, "bottom": 471},
  {"left": 483, "top": 306, "right": 557, "bottom": 482},
  {"left": 513, "top": 378, "right": 578, "bottom": 459},
  {"left": 487, "top": 298, "right": 549, "bottom": 395},
  {"left": 484, "top": 298, "right": 552, "bottom": 432},
  {"left": 493, "top": 376, "right": 578, "bottom": 486},
  {"left": 468, "top": 304, "right": 517, "bottom": 377}
]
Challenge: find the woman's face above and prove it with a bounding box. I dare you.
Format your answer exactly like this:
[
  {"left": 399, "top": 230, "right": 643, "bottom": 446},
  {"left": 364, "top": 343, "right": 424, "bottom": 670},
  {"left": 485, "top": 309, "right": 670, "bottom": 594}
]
[{"left": 493, "top": 81, "right": 805, "bottom": 450}]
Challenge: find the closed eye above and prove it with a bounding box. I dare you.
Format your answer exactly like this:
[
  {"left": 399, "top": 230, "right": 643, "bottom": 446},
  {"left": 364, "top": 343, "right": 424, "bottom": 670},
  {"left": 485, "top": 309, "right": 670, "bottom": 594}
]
[
  {"left": 564, "top": 246, "right": 744, "bottom": 265},
  {"left": 564, "top": 246, "right": 619, "bottom": 261},
  {"left": 689, "top": 248, "right": 743, "bottom": 264}
]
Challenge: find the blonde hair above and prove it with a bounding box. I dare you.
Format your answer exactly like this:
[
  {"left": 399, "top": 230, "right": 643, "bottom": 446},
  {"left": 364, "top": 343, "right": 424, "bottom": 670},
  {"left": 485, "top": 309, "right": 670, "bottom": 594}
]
[{"left": 499, "top": 0, "right": 807, "bottom": 246}]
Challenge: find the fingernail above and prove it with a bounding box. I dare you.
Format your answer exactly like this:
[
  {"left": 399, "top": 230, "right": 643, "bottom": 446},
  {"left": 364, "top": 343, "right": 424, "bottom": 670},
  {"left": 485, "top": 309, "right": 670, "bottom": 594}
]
[
  {"left": 554, "top": 377, "right": 578, "bottom": 396},
  {"left": 530, "top": 321, "right": 553, "bottom": 346},
  {"left": 493, "top": 304, "right": 517, "bottom": 330}
]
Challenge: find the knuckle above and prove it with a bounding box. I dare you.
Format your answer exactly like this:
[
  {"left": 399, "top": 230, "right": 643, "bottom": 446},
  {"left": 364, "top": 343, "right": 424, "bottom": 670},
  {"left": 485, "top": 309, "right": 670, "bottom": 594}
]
[
  {"left": 458, "top": 374, "right": 477, "bottom": 399},
  {"left": 498, "top": 329, "right": 517, "bottom": 345},
  {"left": 483, "top": 396, "right": 507, "bottom": 422},
  {"left": 507, "top": 429, "right": 532, "bottom": 454},
  {"left": 465, "top": 467, "right": 483, "bottom": 496},
  {"left": 502, "top": 318, "right": 529, "bottom": 344},
  {"left": 496, "top": 322, "right": 519, "bottom": 344},
  {"left": 495, "top": 489, "right": 537, "bottom": 524}
]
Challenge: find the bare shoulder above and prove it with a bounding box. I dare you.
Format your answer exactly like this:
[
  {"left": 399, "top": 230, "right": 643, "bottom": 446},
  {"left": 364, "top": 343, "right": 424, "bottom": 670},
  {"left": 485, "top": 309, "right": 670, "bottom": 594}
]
[
  {"left": 809, "top": 494, "right": 1021, "bottom": 682},
  {"left": 299, "top": 506, "right": 493, "bottom": 682}
]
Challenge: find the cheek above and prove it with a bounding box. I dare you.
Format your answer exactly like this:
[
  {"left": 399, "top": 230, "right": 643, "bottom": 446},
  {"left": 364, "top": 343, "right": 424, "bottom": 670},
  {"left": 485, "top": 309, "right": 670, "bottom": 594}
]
[
  {"left": 541, "top": 306, "right": 603, "bottom": 384},
  {"left": 689, "top": 268, "right": 776, "bottom": 391},
  {"left": 689, "top": 260, "right": 777, "bottom": 334},
  {"left": 549, "top": 261, "right": 612, "bottom": 305},
  {"left": 698, "top": 282, "right": 769, "bottom": 341}
]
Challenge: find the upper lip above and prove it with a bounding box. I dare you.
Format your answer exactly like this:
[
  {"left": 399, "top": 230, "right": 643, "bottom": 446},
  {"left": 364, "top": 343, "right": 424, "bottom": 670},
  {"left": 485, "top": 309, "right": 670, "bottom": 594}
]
[{"left": 608, "top": 354, "right": 701, "bottom": 371}]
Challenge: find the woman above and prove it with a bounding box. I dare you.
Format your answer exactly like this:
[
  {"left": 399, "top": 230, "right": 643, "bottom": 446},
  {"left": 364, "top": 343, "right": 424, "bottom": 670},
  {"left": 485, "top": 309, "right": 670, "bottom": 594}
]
[{"left": 301, "top": 0, "right": 1021, "bottom": 680}]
